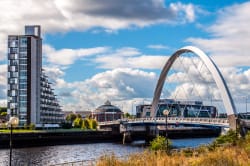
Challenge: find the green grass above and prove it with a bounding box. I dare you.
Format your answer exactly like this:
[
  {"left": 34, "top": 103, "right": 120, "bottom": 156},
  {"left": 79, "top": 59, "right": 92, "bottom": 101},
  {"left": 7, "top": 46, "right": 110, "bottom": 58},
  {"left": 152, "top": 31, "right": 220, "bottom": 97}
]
[
  {"left": 0, "top": 129, "right": 42, "bottom": 133},
  {"left": 0, "top": 128, "right": 96, "bottom": 133}
]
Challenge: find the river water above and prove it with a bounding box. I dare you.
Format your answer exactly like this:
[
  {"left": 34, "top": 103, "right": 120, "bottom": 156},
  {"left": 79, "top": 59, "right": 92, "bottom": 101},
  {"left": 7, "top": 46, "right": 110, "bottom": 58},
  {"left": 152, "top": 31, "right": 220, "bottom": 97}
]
[{"left": 0, "top": 138, "right": 214, "bottom": 166}]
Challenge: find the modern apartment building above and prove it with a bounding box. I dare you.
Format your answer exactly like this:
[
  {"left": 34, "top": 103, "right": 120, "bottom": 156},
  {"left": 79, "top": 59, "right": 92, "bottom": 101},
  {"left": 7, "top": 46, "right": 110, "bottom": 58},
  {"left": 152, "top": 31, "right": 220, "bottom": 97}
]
[{"left": 7, "top": 25, "right": 64, "bottom": 126}]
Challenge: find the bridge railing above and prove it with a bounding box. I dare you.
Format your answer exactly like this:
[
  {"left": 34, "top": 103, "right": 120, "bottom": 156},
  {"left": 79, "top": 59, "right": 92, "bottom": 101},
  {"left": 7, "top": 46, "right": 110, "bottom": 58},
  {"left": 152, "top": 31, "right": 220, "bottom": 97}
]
[
  {"left": 98, "top": 117, "right": 229, "bottom": 126},
  {"left": 241, "top": 119, "right": 250, "bottom": 128}
]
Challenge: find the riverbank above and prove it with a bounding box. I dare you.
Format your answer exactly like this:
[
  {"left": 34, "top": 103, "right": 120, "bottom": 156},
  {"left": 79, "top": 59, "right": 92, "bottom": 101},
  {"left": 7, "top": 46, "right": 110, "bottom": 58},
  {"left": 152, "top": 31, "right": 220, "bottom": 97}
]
[
  {"left": 95, "top": 131, "right": 250, "bottom": 166},
  {"left": 0, "top": 130, "right": 122, "bottom": 148},
  {"left": 0, "top": 127, "right": 221, "bottom": 148}
]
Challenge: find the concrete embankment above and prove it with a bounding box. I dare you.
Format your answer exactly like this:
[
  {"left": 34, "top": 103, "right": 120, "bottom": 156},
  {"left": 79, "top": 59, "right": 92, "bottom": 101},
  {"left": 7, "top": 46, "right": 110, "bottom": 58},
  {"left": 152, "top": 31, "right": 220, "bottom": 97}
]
[
  {"left": 123, "top": 127, "right": 221, "bottom": 143},
  {"left": 0, "top": 127, "right": 221, "bottom": 148},
  {"left": 0, "top": 130, "right": 122, "bottom": 148}
]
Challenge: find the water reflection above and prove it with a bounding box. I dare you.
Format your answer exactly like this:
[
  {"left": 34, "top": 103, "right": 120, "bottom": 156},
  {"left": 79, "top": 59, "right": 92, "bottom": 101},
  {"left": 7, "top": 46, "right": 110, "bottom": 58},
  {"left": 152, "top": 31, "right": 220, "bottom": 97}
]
[
  {"left": 0, "top": 143, "right": 144, "bottom": 166},
  {"left": 0, "top": 138, "right": 214, "bottom": 166}
]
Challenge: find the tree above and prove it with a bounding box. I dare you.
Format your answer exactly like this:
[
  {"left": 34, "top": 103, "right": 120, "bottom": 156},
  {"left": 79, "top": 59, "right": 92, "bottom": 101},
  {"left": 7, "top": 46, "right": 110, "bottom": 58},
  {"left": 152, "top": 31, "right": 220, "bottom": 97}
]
[
  {"left": 124, "top": 112, "right": 132, "bottom": 119},
  {"left": 29, "top": 123, "right": 36, "bottom": 130},
  {"left": 90, "top": 119, "right": 98, "bottom": 130},
  {"left": 0, "top": 107, "right": 7, "bottom": 114},
  {"left": 66, "top": 113, "right": 77, "bottom": 122},
  {"left": 73, "top": 118, "right": 83, "bottom": 128},
  {"left": 76, "top": 114, "right": 82, "bottom": 118},
  {"left": 0, "top": 112, "right": 7, "bottom": 116},
  {"left": 82, "top": 119, "right": 90, "bottom": 129}
]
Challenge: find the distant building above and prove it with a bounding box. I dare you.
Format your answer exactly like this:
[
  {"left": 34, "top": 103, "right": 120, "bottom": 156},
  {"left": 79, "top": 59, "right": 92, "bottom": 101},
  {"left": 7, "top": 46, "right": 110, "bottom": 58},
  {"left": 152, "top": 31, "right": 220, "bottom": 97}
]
[
  {"left": 64, "top": 111, "right": 92, "bottom": 119},
  {"left": 92, "top": 101, "right": 123, "bottom": 122},
  {"left": 136, "top": 99, "right": 217, "bottom": 118},
  {"left": 7, "top": 25, "right": 64, "bottom": 127}
]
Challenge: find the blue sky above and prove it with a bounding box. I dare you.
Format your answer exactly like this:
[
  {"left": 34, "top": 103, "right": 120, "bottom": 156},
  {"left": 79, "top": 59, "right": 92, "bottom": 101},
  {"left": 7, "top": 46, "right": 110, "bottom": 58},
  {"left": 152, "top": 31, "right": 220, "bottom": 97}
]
[{"left": 0, "top": 0, "right": 250, "bottom": 113}]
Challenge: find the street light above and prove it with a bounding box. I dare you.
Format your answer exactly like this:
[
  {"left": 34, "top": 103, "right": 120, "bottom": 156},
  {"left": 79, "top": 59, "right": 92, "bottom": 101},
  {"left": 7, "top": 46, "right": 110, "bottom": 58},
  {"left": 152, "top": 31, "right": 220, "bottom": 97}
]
[
  {"left": 245, "top": 96, "right": 249, "bottom": 113},
  {"left": 131, "top": 100, "right": 136, "bottom": 118},
  {"left": 8, "top": 116, "right": 19, "bottom": 166},
  {"left": 163, "top": 109, "right": 170, "bottom": 150}
]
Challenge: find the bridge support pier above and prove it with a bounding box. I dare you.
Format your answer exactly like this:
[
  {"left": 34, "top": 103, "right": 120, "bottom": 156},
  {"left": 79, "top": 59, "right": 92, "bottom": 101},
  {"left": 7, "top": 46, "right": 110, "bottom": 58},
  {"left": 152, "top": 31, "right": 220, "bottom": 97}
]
[
  {"left": 122, "top": 132, "right": 132, "bottom": 144},
  {"left": 228, "top": 114, "right": 238, "bottom": 131},
  {"left": 239, "top": 119, "right": 249, "bottom": 137}
]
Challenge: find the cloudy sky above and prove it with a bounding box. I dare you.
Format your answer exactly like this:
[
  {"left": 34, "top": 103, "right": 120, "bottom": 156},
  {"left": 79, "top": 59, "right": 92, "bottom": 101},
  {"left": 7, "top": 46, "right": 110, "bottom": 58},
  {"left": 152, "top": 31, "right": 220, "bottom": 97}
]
[{"left": 0, "top": 0, "right": 249, "bottom": 113}]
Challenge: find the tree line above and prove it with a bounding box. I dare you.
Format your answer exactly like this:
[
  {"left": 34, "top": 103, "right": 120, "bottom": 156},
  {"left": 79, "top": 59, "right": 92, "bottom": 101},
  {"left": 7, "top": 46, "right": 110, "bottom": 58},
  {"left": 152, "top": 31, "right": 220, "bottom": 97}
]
[{"left": 64, "top": 113, "right": 98, "bottom": 130}]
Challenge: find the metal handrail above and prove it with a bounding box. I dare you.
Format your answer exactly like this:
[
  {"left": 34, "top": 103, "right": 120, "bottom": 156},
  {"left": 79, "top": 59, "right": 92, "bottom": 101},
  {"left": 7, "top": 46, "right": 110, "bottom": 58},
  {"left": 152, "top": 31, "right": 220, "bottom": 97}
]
[{"left": 99, "top": 117, "right": 230, "bottom": 126}]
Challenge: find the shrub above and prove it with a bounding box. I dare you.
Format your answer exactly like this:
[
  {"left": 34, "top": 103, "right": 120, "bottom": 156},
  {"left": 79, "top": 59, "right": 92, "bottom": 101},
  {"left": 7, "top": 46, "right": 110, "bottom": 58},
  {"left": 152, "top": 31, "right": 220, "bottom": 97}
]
[
  {"left": 90, "top": 119, "right": 98, "bottom": 130},
  {"left": 214, "top": 129, "right": 238, "bottom": 145},
  {"left": 181, "top": 148, "right": 193, "bottom": 157},
  {"left": 150, "top": 136, "right": 171, "bottom": 151},
  {"left": 82, "top": 119, "right": 90, "bottom": 129},
  {"left": 73, "top": 118, "right": 83, "bottom": 128},
  {"left": 0, "top": 112, "right": 7, "bottom": 116},
  {"left": 29, "top": 123, "right": 36, "bottom": 130},
  {"left": 61, "top": 122, "right": 72, "bottom": 129}
]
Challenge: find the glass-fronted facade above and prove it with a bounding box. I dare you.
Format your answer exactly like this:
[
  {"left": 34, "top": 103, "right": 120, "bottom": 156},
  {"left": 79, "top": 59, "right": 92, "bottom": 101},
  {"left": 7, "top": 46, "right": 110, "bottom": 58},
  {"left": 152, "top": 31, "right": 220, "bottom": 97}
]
[{"left": 7, "top": 26, "right": 64, "bottom": 126}]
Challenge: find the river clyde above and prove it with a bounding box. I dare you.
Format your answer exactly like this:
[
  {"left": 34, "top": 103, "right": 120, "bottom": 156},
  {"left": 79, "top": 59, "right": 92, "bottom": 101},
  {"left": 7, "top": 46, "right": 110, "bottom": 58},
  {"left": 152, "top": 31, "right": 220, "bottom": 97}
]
[{"left": 0, "top": 138, "right": 214, "bottom": 166}]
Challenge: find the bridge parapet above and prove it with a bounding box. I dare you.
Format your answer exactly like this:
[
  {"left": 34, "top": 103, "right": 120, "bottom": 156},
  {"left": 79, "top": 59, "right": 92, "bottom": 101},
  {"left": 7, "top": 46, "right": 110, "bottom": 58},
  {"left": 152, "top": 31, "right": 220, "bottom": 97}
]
[
  {"left": 126, "top": 117, "right": 229, "bottom": 126},
  {"left": 98, "top": 117, "right": 229, "bottom": 129}
]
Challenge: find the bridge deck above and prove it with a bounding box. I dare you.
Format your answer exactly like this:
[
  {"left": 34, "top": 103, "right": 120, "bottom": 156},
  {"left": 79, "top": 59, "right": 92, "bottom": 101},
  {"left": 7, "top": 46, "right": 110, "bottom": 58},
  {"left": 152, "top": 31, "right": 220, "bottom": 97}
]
[{"left": 99, "top": 117, "right": 230, "bottom": 128}]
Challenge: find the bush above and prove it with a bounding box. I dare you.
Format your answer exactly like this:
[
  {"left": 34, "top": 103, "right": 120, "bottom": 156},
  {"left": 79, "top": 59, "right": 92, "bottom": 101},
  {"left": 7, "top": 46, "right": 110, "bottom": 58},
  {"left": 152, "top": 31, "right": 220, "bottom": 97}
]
[
  {"left": 0, "top": 112, "right": 7, "bottom": 116},
  {"left": 73, "top": 118, "right": 83, "bottom": 128},
  {"left": 61, "top": 122, "right": 72, "bottom": 129},
  {"left": 82, "top": 119, "right": 90, "bottom": 129},
  {"left": 29, "top": 123, "right": 36, "bottom": 130},
  {"left": 150, "top": 136, "right": 171, "bottom": 151},
  {"left": 181, "top": 148, "right": 193, "bottom": 157},
  {"left": 214, "top": 129, "right": 238, "bottom": 145},
  {"left": 90, "top": 119, "right": 98, "bottom": 130},
  {"left": 66, "top": 113, "right": 77, "bottom": 122}
]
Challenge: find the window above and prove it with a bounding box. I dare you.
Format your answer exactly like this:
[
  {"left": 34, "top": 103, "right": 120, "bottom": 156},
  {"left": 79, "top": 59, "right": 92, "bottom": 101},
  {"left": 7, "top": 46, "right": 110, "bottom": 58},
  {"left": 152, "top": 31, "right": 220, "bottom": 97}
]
[
  {"left": 10, "top": 60, "right": 18, "bottom": 66},
  {"left": 11, "top": 84, "right": 18, "bottom": 90},
  {"left": 9, "top": 54, "right": 18, "bottom": 60},
  {"left": 9, "top": 40, "right": 18, "bottom": 47},
  {"left": 19, "top": 59, "right": 27, "bottom": 64},
  {"left": 19, "top": 96, "right": 27, "bottom": 101},
  {"left": 9, "top": 66, "right": 16, "bottom": 72},
  {"left": 19, "top": 47, "right": 27, "bottom": 52},
  {"left": 10, "top": 72, "right": 18, "bottom": 78},
  {"left": 19, "top": 84, "right": 27, "bottom": 89},
  {"left": 11, "top": 90, "right": 17, "bottom": 96},
  {"left": 20, "top": 101, "right": 27, "bottom": 107},
  {"left": 19, "top": 65, "right": 27, "bottom": 70},
  {"left": 20, "top": 37, "right": 27, "bottom": 46},
  {"left": 146, "top": 112, "right": 151, "bottom": 117},
  {"left": 20, "top": 115, "right": 27, "bottom": 119},
  {"left": 20, "top": 108, "right": 27, "bottom": 113},
  {"left": 9, "top": 47, "right": 18, "bottom": 54},
  {"left": 19, "top": 90, "right": 27, "bottom": 95},
  {"left": 19, "top": 53, "right": 27, "bottom": 58},
  {"left": 20, "top": 71, "right": 27, "bottom": 76},
  {"left": 9, "top": 78, "right": 18, "bottom": 84},
  {"left": 19, "top": 78, "right": 27, "bottom": 83}
]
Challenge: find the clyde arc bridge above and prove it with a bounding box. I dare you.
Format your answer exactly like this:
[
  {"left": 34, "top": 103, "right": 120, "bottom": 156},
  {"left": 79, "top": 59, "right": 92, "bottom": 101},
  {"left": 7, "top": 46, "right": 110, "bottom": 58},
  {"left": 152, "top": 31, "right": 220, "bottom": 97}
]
[{"left": 99, "top": 46, "right": 249, "bottom": 142}]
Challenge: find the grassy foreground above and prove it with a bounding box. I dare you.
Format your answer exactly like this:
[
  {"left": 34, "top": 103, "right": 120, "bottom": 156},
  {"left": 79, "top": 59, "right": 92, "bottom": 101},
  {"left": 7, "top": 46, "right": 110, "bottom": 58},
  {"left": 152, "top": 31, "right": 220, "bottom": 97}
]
[{"left": 96, "top": 132, "right": 250, "bottom": 166}]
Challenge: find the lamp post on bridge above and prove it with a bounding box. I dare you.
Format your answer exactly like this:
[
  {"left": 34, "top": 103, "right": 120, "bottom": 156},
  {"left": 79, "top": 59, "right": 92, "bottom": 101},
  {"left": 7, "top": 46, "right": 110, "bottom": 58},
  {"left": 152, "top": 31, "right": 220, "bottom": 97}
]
[
  {"left": 163, "top": 109, "right": 170, "bottom": 150},
  {"left": 131, "top": 100, "right": 136, "bottom": 119},
  {"left": 245, "top": 96, "right": 249, "bottom": 113}
]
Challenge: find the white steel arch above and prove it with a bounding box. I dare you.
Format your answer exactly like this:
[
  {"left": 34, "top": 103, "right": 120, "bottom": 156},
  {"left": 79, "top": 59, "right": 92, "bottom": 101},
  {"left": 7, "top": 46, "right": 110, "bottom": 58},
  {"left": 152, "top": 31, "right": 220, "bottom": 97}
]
[{"left": 151, "top": 46, "right": 237, "bottom": 121}]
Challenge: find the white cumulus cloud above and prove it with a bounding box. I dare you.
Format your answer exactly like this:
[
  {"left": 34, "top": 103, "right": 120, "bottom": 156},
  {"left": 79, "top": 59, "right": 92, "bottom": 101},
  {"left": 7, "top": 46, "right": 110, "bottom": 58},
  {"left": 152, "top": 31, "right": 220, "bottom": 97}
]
[
  {"left": 187, "top": 1, "right": 250, "bottom": 67},
  {"left": 0, "top": 0, "right": 198, "bottom": 61},
  {"left": 43, "top": 44, "right": 109, "bottom": 66}
]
